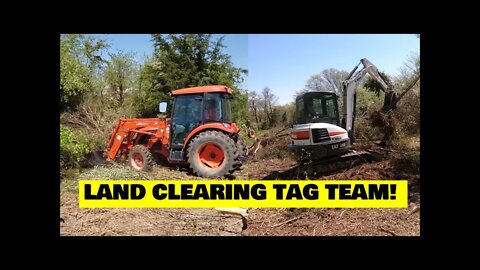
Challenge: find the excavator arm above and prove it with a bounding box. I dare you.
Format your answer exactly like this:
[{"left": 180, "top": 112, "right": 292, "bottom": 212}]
[{"left": 341, "top": 58, "right": 397, "bottom": 141}]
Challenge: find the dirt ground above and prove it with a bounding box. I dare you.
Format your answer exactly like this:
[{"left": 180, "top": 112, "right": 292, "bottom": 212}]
[
  {"left": 60, "top": 141, "right": 420, "bottom": 236},
  {"left": 60, "top": 192, "right": 246, "bottom": 236},
  {"left": 243, "top": 151, "right": 420, "bottom": 236},
  {"left": 60, "top": 163, "right": 249, "bottom": 236}
]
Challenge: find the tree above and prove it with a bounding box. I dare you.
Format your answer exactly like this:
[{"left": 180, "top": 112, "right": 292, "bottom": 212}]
[
  {"left": 60, "top": 34, "right": 91, "bottom": 112},
  {"left": 132, "top": 56, "right": 167, "bottom": 117},
  {"left": 231, "top": 88, "right": 249, "bottom": 125},
  {"left": 60, "top": 34, "right": 109, "bottom": 112},
  {"left": 260, "top": 87, "right": 278, "bottom": 128},
  {"left": 363, "top": 70, "right": 394, "bottom": 96},
  {"left": 362, "top": 53, "right": 420, "bottom": 144},
  {"left": 304, "top": 68, "right": 349, "bottom": 94},
  {"left": 391, "top": 53, "right": 420, "bottom": 134},
  {"left": 150, "top": 34, "right": 245, "bottom": 95},
  {"left": 82, "top": 36, "right": 109, "bottom": 102},
  {"left": 303, "top": 68, "right": 349, "bottom": 112},
  {"left": 104, "top": 51, "right": 136, "bottom": 106},
  {"left": 364, "top": 53, "right": 420, "bottom": 110},
  {"left": 137, "top": 34, "right": 247, "bottom": 118},
  {"left": 248, "top": 90, "right": 262, "bottom": 124}
]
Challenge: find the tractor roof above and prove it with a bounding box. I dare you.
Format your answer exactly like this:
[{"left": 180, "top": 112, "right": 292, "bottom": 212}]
[{"left": 172, "top": 85, "right": 233, "bottom": 95}]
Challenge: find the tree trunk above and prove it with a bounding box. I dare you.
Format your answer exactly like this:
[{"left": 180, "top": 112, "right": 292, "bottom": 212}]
[
  {"left": 119, "top": 84, "right": 124, "bottom": 106},
  {"left": 393, "top": 75, "right": 420, "bottom": 108},
  {"left": 373, "top": 75, "right": 419, "bottom": 146},
  {"left": 254, "top": 108, "right": 259, "bottom": 124}
]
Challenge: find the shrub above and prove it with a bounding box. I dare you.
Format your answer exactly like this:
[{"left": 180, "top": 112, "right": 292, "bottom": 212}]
[
  {"left": 354, "top": 117, "right": 378, "bottom": 140},
  {"left": 60, "top": 124, "right": 91, "bottom": 168}
]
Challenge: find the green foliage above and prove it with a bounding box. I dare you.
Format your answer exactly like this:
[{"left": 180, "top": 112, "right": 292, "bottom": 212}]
[
  {"left": 60, "top": 124, "right": 91, "bottom": 168},
  {"left": 393, "top": 88, "right": 420, "bottom": 134},
  {"left": 356, "top": 87, "right": 385, "bottom": 115},
  {"left": 231, "top": 88, "right": 249, "bottom": 124},
  {"left": 363, "top": 71, "right": 393, "bottom": 96},
  {"left": 104, "top": 51, "right": 137, "bottom": 106},
  {"left": 354, "top": 117, "right": 378, "bottom": 140},
  {"left": 131, "top": 34, "right": 247, "bottom": 117},
  {"left": 348, "top": 87, "right": 387, "bottom": 140},
  {"left": 59, "top": 34, "right": 250, "bottom": 172},
  {"left": 392, "top": 53, "right": 420, "bottom": 135},
  {"left": 60, "top": 34, "right": 109, "bottom": 112},
  {"left": 60, "top": 34, "right": 91, "bottom": 111},
  {"left": 132, "top": 58, "right": 169, "bottom": 117},
  {"left": 61, "top": 98, "right": 136, "bottom": 152},
  {"left": 151, "top": 34, "right": 246, "bottom": 91}
]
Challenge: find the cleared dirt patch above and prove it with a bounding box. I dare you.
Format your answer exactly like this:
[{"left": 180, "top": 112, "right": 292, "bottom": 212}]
[
  {"left": 60, "top": 163, "right": 248, "bottom": 236},
  {"left": 244, "top": 143, "right": 420, "bottom": 236}
]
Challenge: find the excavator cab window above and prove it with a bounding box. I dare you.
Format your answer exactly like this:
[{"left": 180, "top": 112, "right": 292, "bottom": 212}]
[
  {"left": 295, "top": 92, "right": 339, "bottom": 125},
  {"left": 325, "top": 97, "right": 338, "bottom": 120}
]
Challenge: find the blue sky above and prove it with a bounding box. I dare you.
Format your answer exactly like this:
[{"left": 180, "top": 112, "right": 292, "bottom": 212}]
[
  {"left": 93, "top": 34, "right": 248, "bottom": 88},
  {"left": 92, "top": 34, "right": 418, "bottom": 104},
  {"left": 248, "top": 34, "right": 419, "bottom": 104},
  {"left": 92, "top": 34, "right": 248, "bottom": 69}
]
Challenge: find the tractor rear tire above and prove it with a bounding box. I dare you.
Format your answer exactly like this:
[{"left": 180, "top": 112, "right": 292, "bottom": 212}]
[
  {"left": 187, "top": 131, "right": 236, "bottom": 178},
  {"left": 128, "top": 145, "right": 155, "bottom": 171}
]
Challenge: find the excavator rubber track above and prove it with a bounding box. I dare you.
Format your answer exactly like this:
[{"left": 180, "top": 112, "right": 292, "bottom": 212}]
[{"left": 300, "top": 149, "right": 383, "bottom": 176}]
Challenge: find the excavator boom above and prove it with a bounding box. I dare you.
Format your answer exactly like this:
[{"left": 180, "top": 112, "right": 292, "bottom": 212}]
[{"left": 342, "top": 58, "right": 397, "bottom": 141}]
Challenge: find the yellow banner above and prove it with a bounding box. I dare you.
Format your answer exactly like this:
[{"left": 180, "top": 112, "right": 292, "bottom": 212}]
[{"left": 79, "top": 180, "right": 408, "bottom": 208}]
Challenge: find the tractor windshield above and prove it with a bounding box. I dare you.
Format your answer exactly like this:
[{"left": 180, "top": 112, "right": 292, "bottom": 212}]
[
  {"left": 204, "top": 93, "right": 232, "bottom": 123},
  {"left": 295, "top": 92, "right": 339, "bottom": 125}
]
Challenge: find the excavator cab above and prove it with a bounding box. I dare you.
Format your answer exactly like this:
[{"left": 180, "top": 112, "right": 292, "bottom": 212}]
[{"left": 295, "top": 91, "right": 340, "bottom": 126}]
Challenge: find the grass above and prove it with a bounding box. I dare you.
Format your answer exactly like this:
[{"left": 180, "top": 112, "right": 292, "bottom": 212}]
[
  {"left": 60, "top": 163, "right": 155, "bottom": 194},
  {"left": 392, "top": 131, "right": 420, "bottom": 170},
  {"left": 60, "top": 177, "right": 79, "bottom": 194},
  {"left": 79, "top": 164, "right": 153, "bottom": 180}
]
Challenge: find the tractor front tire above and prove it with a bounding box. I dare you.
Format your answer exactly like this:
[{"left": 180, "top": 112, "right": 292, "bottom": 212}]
[
  {"left": 128, "top": 145, "right": 155, "bottom": 171},
  {"left": 233, "top": 137, "right": 247, "bottom": 170},
  {"left": 187, "top": 131, "right": 236, "bottom": 178}
]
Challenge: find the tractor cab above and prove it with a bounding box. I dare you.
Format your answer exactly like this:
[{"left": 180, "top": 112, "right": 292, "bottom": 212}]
[
  {"left": 164, "top": 85, "right": 237, "bottom": 161},
  {"left": 294, "top": 91, "right": 340, "bottom": 126}
]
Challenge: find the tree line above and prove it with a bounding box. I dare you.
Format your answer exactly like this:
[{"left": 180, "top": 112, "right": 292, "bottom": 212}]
[
  {"left": 247, "top": 53, "right": 420, "bottom": 141},
  {"left": 60, "top": 34, "right": 249, "bottom": 170}
]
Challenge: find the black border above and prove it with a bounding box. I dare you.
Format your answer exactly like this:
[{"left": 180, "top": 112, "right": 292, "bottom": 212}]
[{"left": 30, "top": 29, "right": 437, "bottom": 254}]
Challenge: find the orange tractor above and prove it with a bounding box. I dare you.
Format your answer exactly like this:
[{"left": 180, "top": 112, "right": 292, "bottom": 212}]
[{"left": 104, "top": 85, "right": 249, "bottom": 178}]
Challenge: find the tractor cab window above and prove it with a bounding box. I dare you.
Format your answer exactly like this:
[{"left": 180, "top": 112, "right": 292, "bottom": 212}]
[
  {"left": 171, "top": 94, "right": 202, "bottom": 146},
  {"left": 204, "top": 93, "right": 232, "bottom": 123}
]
